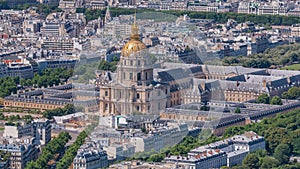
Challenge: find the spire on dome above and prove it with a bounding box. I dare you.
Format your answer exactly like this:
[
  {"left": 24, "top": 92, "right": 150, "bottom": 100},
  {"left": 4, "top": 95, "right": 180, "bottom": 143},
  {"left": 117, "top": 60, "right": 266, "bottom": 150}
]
[{"left": 130, "top": 9, "right": 139, "bottom": 40}]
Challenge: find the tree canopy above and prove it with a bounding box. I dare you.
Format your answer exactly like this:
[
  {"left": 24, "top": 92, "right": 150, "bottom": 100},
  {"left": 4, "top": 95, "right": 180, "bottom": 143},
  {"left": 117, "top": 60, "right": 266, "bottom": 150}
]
[
  {"left": 56, "top": 131, "right": 87, "bottom": 169},
  {"left": 256, "top": 94, "right": 270, "bottom": 104},
  {"left": 25, "top": 132, "right": 71, "bottom": 169},
  {"left": 76, "top": 7, "right": 300, "bottom": 26},
  {"left": 42, "top": 104, "right": 76, "bottom": 119},
  {"left": 270, "top": 96, "right": 283, "bottom": 105},
  {"left": 222, "top": 44, "right": 300, "bottom": 68}
]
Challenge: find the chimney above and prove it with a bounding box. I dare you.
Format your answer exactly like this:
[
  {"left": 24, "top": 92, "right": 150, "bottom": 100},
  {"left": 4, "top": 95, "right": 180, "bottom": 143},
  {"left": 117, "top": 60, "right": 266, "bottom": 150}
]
[
  {"left": 262, "top": 79, "right": 267, "bottom": 88},
  {"left": 200, "top": 83, "right": 205, "bottom": 90},
  {"left": 287, "top": 77, "right": 291, "bottom": 84}
]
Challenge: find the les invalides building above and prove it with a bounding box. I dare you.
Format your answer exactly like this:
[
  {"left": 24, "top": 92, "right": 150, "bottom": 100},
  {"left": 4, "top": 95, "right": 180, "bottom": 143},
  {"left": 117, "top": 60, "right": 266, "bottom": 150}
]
[{"left": 99, "top": 16, "right": 170, "bottom": 116}]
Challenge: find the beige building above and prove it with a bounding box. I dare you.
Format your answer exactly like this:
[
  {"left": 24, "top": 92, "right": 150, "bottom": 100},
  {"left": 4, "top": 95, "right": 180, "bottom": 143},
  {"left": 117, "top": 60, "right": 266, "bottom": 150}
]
[{"left": 99, "top": 16, "right": 170, "bottom": 116}]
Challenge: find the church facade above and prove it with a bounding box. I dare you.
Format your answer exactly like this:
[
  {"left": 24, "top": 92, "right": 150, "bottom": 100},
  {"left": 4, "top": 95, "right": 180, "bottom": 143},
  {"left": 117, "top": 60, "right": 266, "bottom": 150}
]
[{"left": 99, "top": 16, "right": 170, "bottom": 116}]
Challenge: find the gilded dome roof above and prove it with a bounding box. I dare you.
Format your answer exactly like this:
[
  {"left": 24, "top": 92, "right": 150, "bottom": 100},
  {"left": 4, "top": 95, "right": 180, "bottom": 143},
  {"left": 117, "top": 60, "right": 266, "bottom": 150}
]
[
  {"left": 121, "top": 39, "right": 146, "bottom": 57},
  {"left": 121, "top": 13, "right": 146, "bottom": 57}
]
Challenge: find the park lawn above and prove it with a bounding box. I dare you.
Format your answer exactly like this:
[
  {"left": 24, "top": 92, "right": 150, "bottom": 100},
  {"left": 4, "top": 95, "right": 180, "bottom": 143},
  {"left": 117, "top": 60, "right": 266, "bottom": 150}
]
[{"left": 280, "top": 64, "right": 300, "bottom": 71}]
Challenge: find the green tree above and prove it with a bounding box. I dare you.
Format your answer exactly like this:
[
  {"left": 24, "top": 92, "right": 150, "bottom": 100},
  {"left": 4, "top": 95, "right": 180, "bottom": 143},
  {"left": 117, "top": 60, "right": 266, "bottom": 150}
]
[
  {"left": 292, "top": 137, "right": 300, "bottom": 155},
  {"left": 281, "top": 92, "right": 289, "bottom": 99},
  {"left": 234, "top": 107, "right": 241, "bottom": 113},
  {"left": 242, "top": 153, "right": 260, "bottom": 169},
  {"left": 261, "top": 156, "right": 280, "bottom": 169},
  {"left": 56, "top": 131, "right": 87, "bottom": 169},
  {"left": 286, "top": 87, "right": 300, "bottom": 99},
  {"left": 257, "top": 94, "right": 270, "bottom": 104},
  {"left": 274, "top": 144, "right": 292, "bottom": 164},
  {"left": 270, "top": 96, "right": 283, "bottom": 105},
  {"left": 0, "top": 112, "right": 4, "bottom": 120},
  {"left": 147, "top": 154, "right": 164, "bottom": 162}
]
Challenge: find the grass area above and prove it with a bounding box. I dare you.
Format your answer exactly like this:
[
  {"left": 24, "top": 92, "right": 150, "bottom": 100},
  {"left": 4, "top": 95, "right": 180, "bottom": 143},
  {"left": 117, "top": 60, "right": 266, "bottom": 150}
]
[
  {"left": 137, "top": 12, "right": 177, "bottom": 22},
  {"left": 280, "top": 64, "right": 300, "bottom": 71},
  {"left": 0, "top": 127, "right": 4, "bottom": 130}
]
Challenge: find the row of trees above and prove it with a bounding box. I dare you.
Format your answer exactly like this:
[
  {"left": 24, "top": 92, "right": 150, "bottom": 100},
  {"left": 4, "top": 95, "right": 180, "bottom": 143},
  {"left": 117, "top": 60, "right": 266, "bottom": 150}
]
[
  {"left": 21, "top": 68, "right": 73, "bottom": 88},
  {"left": 0, "top": 113, "right": 33, "bottom": 123},
  {"left": 222, "top": 44, "right": 300, "bottom": 68},
  {"left": 42, "top": 104, "right": 76, "bottom": 119},
  {"left": 0, "top": 2, "right": 62, "bottom": 16},
  {"left": 25, "top": 132, "right": 71, "bottom": 169},
  {"left": 56, "top": 131, "right": 88, "bottom": 169},
  {"left": 76, "top": 7, "right": 300, "bottom": 26},
  {"left": 0, "top": 68, "right": 73, "bottom": 98},
  {"left": 256, "top": 94, "right": 282, "bottom": 105},
  {"left": 256, "top": 86, "right": 300, "bottom": 105},
  {"left": 186, "top": 11, "right": 300, "bottom": 25}
]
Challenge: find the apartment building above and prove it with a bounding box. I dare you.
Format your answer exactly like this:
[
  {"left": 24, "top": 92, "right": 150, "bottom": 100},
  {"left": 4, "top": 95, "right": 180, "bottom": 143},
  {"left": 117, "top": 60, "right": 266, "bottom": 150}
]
[
  {"left": 73, "top": 141, "right": 109, "bottom": 169},
  {"left": 36, "top": 59, "right": 77, "bottom": 70},
  {"left": 3, "top": 119, "right": 51, "bottom": 146},
  {"left": 165, "top": 149, "right": 227, "bottom": 169},
  {"left": 165, "top": 131, "right": 265, "bottom": 168},
  {"left": 0, "top": 137, "right": 38, "bottom": 169},
  {"left": 6, "top": 64, "right": 33, "bottom": 79},
  {"left": 41, "top": 38, "right": 74, "bottom": 52},
  {"left": 130, "top": 123, "right": 188, "bottom": 153}
]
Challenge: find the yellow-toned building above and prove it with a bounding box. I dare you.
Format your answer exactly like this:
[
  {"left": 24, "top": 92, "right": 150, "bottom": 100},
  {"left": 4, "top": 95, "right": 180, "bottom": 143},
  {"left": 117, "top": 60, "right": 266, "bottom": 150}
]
[{"left": 99, "top": 17, "right": 170, "bottom": 116}]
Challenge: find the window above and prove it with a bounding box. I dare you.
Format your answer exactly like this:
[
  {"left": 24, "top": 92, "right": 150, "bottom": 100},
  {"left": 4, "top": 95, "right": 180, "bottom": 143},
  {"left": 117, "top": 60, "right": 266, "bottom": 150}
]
[
  {"left": 138, "top": 60, "right": 140, "bottom": 65},
  {"left": 137, "top": 93, "right": 140, "bottom": 99},
  {"left": 136, "top": 106, "right": 140, "bottom": 111},
  {"left": 137, "top": 73, "right": 141, "bottom": 81},
  {"left": 145, "top": 72, "right": 148, "bottom": 80},
  {"left": 130, "top": 73, "right": 133, "bottom": 80},
  {"left": 158, "top": 90, "right": 161, "bottom": 96},
  {"left": 105, "top": 91, "right": 108, "bottom": 96},
  {"left": 130, "top": 60, "right": 133, "bottom": 66}
]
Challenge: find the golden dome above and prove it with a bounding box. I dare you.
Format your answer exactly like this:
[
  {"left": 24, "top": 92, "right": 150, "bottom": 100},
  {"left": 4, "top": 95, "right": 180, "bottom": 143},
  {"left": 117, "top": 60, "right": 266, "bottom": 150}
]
[
  {"left": 121, "top": 12, "right": 146, "bottom": 57},
  {"left": 121, "top": 39, "right": 146, "bottom": 57}
]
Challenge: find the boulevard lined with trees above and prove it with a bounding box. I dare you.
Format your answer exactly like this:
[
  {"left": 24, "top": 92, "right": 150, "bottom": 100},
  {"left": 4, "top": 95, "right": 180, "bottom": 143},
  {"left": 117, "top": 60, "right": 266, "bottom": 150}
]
[
  {"left": 56, "top": 131, "right": 88, "bottom": 169},
  {"left": 25, "top": 132, "right": 71, "bottom": 169}
]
